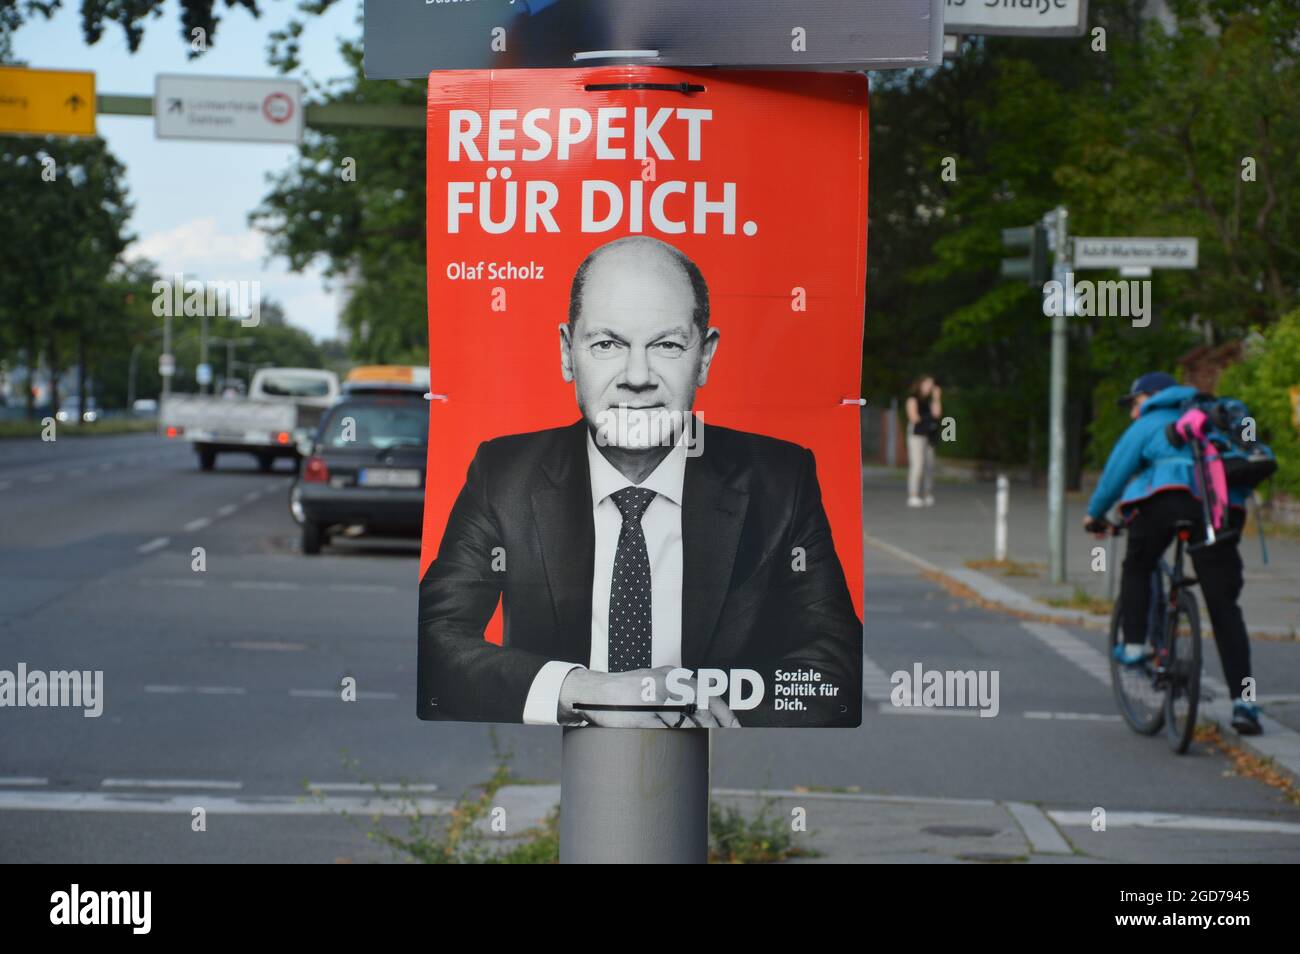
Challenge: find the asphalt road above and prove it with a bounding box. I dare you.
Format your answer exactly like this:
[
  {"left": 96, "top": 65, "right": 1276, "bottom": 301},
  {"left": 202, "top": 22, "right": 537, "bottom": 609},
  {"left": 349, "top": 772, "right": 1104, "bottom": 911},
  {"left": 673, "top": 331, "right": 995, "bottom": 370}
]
[{"left": 1, "top": 433, "right": 1297, "bottom": 862}]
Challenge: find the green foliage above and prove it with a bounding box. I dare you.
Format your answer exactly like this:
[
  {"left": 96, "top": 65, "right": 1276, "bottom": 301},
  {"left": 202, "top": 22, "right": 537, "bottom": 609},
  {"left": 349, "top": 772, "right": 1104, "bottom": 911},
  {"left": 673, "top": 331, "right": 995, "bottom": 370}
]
[
  {"left": 1217, "top": 309, "right": 1300, "bottom": 496},
  {"left": 866, "top": 0, "right": 1300, "bottom": 477},
  {"left": 251, "top": 36, "right": 427, "bottom": 363},
  {"left": 0, "top": 0, "right": 288, "bottom": 57},
  {"left": 708, "top": 798, "right": 811, "bottom": 864},
  {"left": 0, "top": 134, "right": 132, "bottom": 414}
]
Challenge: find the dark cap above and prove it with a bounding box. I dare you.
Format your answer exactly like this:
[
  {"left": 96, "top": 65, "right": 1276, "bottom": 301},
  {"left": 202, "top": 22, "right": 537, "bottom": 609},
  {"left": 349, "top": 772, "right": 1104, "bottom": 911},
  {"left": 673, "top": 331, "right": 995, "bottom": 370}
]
[{"left": 1117, "top": 371, "right": 1177, "bottom": 407}]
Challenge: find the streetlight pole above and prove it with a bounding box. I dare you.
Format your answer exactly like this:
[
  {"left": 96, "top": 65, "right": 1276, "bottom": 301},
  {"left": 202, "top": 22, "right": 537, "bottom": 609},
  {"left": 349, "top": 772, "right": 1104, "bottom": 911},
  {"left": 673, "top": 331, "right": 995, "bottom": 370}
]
[
  {"left": 1046, "top": 206, "right": 1070, "bottom": 585},
  {"left": 127, "top": 343, "right": 141, "bottom": 409}
]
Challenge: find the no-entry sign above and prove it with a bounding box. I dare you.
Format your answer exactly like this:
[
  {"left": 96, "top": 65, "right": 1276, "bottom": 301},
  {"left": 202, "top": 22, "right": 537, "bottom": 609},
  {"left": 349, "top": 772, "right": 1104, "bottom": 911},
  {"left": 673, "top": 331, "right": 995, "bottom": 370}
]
[{"left": 154, "top": 75, "right": 303, "bottom": 144}]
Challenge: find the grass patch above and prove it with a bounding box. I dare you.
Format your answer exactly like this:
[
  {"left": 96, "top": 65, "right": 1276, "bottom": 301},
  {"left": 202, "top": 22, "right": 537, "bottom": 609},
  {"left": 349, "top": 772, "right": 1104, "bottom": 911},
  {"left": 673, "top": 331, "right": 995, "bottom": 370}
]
[
  {"left": 0, "top": 418, "right": 157, "bottom": 439},
  {"left": 339, "top": 737, "right": 811, "bottom": 864},
  {"left": 965, "top": 557, "right": 1043, "bottom": 578},
  {"left": 1045, "top": 586, "right": 1113, "bottom": 616},
  {"left": 709, "top": 797, "right": 815, "bottom": 864}
]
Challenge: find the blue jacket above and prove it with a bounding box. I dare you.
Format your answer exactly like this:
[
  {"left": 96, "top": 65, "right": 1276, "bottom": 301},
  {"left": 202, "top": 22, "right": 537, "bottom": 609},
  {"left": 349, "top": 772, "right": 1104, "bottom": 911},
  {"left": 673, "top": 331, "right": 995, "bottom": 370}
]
[{"left": 1087, "top": 385, "right": 1246, "bottom": 519}]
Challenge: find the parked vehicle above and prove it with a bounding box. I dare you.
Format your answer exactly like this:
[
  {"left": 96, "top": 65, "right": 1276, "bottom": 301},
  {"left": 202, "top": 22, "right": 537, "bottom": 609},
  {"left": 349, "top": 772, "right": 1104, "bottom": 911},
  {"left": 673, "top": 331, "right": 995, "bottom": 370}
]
[
  {"left": 342, "top": 365, "right": 431, "bottom": 396},
  {"left": 161, "top": 367, "right": 340, "bottom": 472},
  {"left": 293, "top": 390, "right": 429, "bottom": 554}
]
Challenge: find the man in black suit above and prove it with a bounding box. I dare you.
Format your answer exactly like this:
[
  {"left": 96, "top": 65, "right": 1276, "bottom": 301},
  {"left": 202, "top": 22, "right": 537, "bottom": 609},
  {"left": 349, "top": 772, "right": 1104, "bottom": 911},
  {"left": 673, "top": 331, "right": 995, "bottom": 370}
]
[{"left": 418, "top": 236, "right": 862, "bottom": 728}]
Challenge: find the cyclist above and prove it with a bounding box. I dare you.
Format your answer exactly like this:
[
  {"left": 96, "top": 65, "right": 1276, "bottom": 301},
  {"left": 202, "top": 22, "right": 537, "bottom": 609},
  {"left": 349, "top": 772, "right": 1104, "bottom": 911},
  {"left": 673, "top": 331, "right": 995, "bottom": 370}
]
[{"left": 1083, "top": 371, "right": 1261, "bottom": 736}]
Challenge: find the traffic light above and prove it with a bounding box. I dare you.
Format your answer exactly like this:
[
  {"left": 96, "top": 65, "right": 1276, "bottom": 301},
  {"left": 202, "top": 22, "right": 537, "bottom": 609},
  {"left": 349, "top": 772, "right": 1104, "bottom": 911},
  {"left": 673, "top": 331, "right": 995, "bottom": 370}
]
[{"left": 1000, "top": 224, "right": 1051, "bottom": 286}]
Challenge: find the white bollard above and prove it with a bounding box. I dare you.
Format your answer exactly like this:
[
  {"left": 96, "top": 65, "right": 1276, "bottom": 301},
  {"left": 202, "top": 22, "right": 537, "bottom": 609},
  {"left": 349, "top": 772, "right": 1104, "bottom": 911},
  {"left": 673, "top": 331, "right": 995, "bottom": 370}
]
[{"left": 995, "top": 474, "right": 1009, "bottom": 563}]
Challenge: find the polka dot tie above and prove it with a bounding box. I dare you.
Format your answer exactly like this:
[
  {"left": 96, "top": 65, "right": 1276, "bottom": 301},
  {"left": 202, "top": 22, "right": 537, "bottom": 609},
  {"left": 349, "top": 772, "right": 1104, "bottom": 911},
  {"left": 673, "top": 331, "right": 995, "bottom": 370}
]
[{"left": 607, "top": 486, "right": 656, "bottom": 673}]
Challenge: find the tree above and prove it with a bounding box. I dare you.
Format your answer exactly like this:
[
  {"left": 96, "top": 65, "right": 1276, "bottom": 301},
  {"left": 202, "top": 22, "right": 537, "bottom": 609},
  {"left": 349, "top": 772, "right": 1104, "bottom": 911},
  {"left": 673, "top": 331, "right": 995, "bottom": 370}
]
[
  {"left": 251, "top": 36, "right": 428, "bottom": 364},
  {"left": 2, "top": 0, "right": 279, "bottom": 56},
  {"left": 1217, "top": 309, "right": 1300, "bottom": 498},
  {"left": 0, "top": 134, "right": 132, "bottom": 416}
]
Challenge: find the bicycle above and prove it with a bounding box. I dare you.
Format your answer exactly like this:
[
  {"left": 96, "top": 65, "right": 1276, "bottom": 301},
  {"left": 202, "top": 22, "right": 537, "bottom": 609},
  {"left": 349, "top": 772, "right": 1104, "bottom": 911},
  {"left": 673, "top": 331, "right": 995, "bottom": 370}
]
[{"left": 1090, "top": 517, "right": 1204, "bottom": 754}]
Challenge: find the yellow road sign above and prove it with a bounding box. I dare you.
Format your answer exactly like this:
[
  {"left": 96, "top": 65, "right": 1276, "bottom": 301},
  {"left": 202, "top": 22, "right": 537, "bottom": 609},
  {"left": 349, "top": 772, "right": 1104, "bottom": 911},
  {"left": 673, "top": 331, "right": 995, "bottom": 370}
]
[{"left": 0, "top": 66, "right": 95, "bottom": 137}]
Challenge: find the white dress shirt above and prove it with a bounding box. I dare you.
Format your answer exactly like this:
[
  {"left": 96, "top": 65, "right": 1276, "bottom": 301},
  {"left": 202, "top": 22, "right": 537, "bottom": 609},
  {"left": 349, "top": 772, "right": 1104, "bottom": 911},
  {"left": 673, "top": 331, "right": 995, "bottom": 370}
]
[{"left": 522, "top": 431, "right": 687, "bottom": 725}]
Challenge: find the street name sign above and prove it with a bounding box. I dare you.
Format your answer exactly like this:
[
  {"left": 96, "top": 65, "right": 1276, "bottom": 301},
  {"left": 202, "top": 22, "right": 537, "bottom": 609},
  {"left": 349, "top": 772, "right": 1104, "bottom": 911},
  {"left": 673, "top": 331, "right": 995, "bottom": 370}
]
[
  {"left": 364, "top": 0, "right": 941, "bottom": 78},
  {"left": 1072, "top": 236, "right": 1198, "bottom": 270},
  {"left": 154, "top": 75, "right": 303, "bottom": 144},
  {"left": 0, "top": 66, "right": 95, "bottom": 137},
  {"left": 942, "top": 0, "right": 1088, "bottom": 37}
]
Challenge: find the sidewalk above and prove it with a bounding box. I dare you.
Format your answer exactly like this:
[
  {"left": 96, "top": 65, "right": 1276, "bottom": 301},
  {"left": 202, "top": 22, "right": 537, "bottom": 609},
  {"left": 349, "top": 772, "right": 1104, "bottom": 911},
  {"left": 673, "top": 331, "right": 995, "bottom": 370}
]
[
  {"left": 488, "top": 785, "right": 1300, "bottom": 863},
  {"left": 863, "top": 466, "right": 1300, "bottom": 783},
  {"left": 864, "top": 466, "right": 1300, "bottom": 639}
]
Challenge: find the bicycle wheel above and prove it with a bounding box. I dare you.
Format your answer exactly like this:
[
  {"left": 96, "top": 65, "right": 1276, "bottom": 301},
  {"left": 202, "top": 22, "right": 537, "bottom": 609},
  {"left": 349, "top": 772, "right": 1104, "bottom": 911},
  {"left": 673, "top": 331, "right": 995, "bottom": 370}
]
[
  {"left": 1164, "top": 590, "right": 1202, "bottom": 754},
  {"left": 1109, "top": 601, "right": 1164, "bottom": 735}
]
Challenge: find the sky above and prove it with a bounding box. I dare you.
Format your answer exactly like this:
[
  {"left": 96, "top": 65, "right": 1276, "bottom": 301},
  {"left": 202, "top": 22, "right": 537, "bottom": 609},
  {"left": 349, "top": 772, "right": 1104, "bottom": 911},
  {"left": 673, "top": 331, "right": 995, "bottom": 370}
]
[{"left": 12, "top": 0, "right": 363, "bottom": 342}]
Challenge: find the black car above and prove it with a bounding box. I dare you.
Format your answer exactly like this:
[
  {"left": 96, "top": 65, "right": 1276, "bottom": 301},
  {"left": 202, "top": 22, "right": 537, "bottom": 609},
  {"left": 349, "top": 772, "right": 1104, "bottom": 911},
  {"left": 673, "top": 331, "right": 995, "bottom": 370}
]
[{"left": 293, "top": 392, "right": 429, "bottom": 554}]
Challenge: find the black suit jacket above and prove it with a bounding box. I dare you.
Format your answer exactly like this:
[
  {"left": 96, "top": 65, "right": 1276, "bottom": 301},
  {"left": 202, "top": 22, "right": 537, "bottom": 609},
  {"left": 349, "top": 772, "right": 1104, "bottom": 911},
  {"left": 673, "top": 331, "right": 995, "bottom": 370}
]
[{"left": 417, "top": 421, "right": 862, "bottom": 726}]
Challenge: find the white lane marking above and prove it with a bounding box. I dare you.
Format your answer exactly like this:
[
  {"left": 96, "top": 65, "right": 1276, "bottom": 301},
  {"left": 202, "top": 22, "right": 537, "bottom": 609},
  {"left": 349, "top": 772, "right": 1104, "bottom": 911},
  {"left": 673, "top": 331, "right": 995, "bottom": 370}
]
[
  {"left": 243, "top": 491, "right": 259, "bottom": 503},
  {"left": 289, "top": 689, "right": 398, "bottom": 700},
  {"left": 0, "top": 777, "right": 48, "bottom": 787},
  {"left": 232, "top": 581, "right": 300, "bottom": 591},
  {"left": 861, "top": 654, "right": 895, "bottom": 703},
  {"left": 68, "top": 468, "right": 87, "bottom": 478},
  {"left": 1049, "top": 811, "right": 1300, "bottom": 836},
  {"left": 1024, "top": 711, "right": 1123, "bottom": 722},
  {"left": 307, "top": 782, "right": 440, "bottom": 794},
  {"left": 102, "top": 778, "right": 243, "bottom": 791},
  {"left": 136, "top": 537, "right": 170, "bottom": 555},
  {"left": 876, "top": 703, "right": 981, "bottom": 717},
  {"left": 182, "top": 517, "right": 211, "bottom": 532},
  {"left": 1020, "top": 621, "right": 1112, "bottom": 684},
  {"left": 29, "top": 474, "right": 55, "bottom": 484},
  {"left": 1005, "top": 801, "right": 1074, "bottom": 855},
  {"left": 327, "top": 583, "right": 400, "bottom": 594},
  {"left": 863, "top": 531, "right": 941, "bottom": 574},
  {"left": 0, "top": 790, "right": 447, "bottom": 816},
  {"left": 216, "top": 504, "right": 238, "bottom": 518},
  {"left": 144, "top": 685, "right": 246, "bottom": 696}
]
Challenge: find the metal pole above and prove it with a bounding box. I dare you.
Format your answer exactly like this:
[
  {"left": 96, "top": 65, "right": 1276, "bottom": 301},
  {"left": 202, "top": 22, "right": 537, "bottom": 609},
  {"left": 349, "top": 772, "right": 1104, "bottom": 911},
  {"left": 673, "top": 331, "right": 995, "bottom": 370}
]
[
  {"left": 1047, "top": 206, "right": 1069, "bottom": 585},
  {"left": 995, "top": 473, "right": 1009, "bottom": 563},
  {"left": 159, "top": 313, "right": 172, "bottom": 437},
  {"left": 559, "top": 727, "right": 709, "bottom": 863},
  {"left": 886, "top": 397, "right": 898, "bottom": 469},
  {"left": 200, "top": 313, "right": 210, "bottom": 396},
  {"left": 127, "top": 343, "right": 140, "bottom": 408}
]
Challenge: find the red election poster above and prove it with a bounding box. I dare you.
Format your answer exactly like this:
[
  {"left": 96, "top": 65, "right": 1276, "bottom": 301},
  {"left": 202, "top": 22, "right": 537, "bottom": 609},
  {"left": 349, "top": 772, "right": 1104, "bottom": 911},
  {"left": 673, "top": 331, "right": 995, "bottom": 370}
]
[{"left": 418, "top": 68, "right": 867, "bottom": 730}]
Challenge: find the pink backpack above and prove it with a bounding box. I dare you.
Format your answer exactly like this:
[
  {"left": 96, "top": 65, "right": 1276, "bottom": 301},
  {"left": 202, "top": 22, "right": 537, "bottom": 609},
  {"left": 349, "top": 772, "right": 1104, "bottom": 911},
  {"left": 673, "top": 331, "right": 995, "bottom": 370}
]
[{"left": 1172, "top": 407, "right": 1228, "bottom": 532}]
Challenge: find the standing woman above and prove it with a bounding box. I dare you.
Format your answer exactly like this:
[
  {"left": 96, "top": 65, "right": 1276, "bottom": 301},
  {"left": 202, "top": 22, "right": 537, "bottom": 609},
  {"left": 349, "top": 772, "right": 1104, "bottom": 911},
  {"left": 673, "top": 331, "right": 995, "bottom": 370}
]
[{"left": 905, "top": 375, "right": 942, "bottom": 508}]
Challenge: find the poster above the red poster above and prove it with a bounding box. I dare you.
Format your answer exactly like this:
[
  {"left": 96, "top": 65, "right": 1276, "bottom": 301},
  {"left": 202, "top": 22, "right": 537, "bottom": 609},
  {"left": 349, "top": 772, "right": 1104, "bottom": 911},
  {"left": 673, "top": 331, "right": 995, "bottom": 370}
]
[{"left": 418, "top": 68, "right": 867, "bottom": 729}]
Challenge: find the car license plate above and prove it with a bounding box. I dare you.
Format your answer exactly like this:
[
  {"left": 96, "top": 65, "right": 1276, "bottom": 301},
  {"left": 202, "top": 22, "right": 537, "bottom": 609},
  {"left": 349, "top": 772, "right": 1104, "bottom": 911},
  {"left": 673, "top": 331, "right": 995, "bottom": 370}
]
[{"left": 358, "top": 468, "right": 421, "bottom": 488}]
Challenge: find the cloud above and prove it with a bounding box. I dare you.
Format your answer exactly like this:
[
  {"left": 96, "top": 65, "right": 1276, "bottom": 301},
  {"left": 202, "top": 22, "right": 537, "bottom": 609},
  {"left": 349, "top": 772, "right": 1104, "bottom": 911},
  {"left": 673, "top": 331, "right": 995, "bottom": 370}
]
[{"left": 129, "top": 216, "right": 266, "bottom": 272}]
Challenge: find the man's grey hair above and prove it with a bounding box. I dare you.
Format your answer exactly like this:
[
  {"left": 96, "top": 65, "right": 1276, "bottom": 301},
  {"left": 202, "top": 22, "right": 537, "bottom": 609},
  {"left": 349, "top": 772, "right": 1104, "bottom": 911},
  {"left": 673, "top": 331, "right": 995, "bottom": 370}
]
[{"left": 568, "top": 236, "right": 710, "bottom": 335}]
